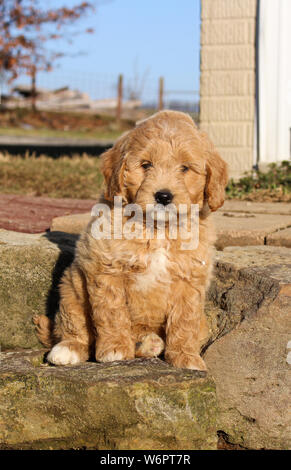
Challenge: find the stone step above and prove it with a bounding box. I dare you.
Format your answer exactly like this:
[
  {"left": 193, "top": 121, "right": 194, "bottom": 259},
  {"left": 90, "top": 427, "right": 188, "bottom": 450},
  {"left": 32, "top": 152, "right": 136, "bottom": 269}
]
[
  {"left": 0, "top": 230, "right": 290, "bottom": 449},
  {"left": 50, "top": 207, "right": 291, "bottom": 249},
  {"left": 222, "top": 200, "right": 291, "bottom": 216},
  {"left": 0, "top": 350, "right": 216, "bottom": 450},
  {"left": 267, "top": 226, "right": 291, "bottom": 248},
  {"left": 50, "top": 212, "right": 92, "bottom": 234},
  {"left": 214, "top": 212, "right": 291, "bottom": 249}
]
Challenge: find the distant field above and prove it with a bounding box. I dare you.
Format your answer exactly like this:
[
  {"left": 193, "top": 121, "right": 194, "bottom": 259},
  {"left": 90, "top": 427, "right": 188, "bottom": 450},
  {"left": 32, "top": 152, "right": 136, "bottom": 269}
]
[
  {"left": 0, "top": 108, "right": 134, "bottom": 142},
  {"left": 0, "top": 126, "right": 123, "bottom": 141}
]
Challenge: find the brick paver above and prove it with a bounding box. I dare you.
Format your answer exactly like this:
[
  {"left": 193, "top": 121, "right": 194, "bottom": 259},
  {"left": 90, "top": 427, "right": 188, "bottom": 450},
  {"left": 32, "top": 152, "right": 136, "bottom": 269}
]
[{"left": 0, "top": 194, "right": 96, "bottom": 233}]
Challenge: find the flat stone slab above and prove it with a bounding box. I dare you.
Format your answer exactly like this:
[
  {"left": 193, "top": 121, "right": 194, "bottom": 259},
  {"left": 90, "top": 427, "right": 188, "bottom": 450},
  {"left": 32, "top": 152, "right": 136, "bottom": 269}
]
[
  {"left": 267, "top": 227, "right": 291, "bottom": 248},
  {"left": 51, "top": 211, "right": 91, "bottom": 233},
  {"left": 214, "top": 212, "right": 291, "bottom": 249},
  {"left": 215, "top": 245, "right": 291, "bottom": 269},
  {"left": 222, "top": 200, "right": 291, "bottom": 216},
  {"left": 0, "top": 194, "right": 95, "bottom": 233},
  {"left": 0, "top": 350, "right": 217, "bottom": 450},
  {"left": 50, "top": 212, "right": 92, "bottom": 234}
]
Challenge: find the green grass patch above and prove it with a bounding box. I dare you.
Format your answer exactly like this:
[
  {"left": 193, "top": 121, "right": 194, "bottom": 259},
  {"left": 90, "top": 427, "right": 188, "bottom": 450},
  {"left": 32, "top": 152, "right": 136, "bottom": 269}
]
[{"left": 226, "top": 161, "right": 291, "bottom": 202}]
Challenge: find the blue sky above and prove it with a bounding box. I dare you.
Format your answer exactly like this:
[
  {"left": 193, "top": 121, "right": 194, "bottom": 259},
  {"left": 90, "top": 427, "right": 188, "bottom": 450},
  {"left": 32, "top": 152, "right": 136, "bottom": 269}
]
[{"left": 33, "top": 1, "right": 201, "bottom": 102}]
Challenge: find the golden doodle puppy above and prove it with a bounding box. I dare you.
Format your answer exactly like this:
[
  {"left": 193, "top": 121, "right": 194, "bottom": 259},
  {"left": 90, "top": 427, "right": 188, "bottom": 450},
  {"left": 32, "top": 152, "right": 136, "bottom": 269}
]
[{"left": 34, "top": 110, "right": 228, "bottom": 371}]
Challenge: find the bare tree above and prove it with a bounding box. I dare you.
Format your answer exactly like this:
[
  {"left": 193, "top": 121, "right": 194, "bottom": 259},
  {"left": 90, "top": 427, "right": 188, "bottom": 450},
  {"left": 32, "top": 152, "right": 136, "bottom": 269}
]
[
  {"left": 126, "top": 58, "right": 150, "bottom": 101},
  {"left": 0, "top": 0, "right": 97, "bottom": 107}
]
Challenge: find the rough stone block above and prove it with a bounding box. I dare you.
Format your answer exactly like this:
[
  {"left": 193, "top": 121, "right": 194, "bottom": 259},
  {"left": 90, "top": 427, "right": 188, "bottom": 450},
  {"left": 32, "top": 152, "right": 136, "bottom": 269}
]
[
  {"left": 267, "top": 227, "right": 291, "bottom": 248},
  {"left": 206, "top": 245, "right": 291, "bottom": 449},
  {"left": 0, "top": 351, "right": 217, "bottom": 450}
]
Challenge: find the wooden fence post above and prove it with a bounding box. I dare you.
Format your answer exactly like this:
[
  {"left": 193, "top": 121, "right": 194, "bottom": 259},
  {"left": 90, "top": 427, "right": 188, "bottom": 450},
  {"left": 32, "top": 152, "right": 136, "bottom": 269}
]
[
  {"left": 158, "top": 76, "right": 164, "bottom": 111},
  {"left": 31, "top": 65, "right": 37, "bottom": 112},
  {"left": 116, "top": 74, "right": 123, "bottom": 122}
]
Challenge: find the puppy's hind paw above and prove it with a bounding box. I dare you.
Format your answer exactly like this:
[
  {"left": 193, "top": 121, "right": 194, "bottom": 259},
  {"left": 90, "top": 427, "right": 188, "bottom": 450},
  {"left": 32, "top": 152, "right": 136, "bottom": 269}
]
[
  {"left": 165, "top": 351, "right": 207, "bottom": 371},
  {"left": 135, "top": 333, "right": 165, "bottom": 358}
]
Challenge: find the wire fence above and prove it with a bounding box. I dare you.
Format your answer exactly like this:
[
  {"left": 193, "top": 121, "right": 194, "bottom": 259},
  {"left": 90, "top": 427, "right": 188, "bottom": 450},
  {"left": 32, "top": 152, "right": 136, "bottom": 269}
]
[{"left": 1, "top": 69, "right": 200, "bottom": 117}]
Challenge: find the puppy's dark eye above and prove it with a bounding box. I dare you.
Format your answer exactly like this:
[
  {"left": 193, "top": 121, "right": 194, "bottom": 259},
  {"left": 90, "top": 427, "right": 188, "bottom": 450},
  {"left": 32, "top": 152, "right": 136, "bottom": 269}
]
[
  {"left": 181, "top": 165, "right": 190, "bottom": 173},
  {"left": 141, "top": 161, "right": 153, "bottom": 170}
]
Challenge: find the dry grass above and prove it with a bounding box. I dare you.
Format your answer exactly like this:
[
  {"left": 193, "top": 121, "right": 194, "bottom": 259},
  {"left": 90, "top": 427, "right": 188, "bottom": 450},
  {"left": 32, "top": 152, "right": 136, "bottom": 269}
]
[
  {"left": 0, "top": 152, "right": 104, "bottom": 199},
  {"left": 1, "top": 153, "right": 290, "bottom": 202}
]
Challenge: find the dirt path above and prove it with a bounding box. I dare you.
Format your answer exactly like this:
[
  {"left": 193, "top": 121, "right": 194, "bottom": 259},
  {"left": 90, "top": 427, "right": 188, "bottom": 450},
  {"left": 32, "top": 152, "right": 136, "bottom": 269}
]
[{"left": 0, "top": 194, "right": 95, "bottom": 233}]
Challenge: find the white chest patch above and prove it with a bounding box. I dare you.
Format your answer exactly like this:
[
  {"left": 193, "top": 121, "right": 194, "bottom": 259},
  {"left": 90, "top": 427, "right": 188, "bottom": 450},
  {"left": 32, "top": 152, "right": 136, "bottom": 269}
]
[{"left": 133, "top": 248, "right": 170, "bottom": 292}]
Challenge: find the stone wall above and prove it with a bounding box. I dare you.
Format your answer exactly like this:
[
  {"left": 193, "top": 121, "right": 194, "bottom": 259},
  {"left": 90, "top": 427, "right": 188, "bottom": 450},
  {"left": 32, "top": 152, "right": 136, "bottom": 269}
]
[{"left": 200, "top": 0, "right": 257, "bottom": 179}]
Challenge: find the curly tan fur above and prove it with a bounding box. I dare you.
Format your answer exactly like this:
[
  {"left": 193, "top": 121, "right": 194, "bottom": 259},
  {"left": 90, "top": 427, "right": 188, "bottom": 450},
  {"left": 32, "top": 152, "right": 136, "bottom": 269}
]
[{"left": 35, "top": 111, "right": 228, "bottom": 370}]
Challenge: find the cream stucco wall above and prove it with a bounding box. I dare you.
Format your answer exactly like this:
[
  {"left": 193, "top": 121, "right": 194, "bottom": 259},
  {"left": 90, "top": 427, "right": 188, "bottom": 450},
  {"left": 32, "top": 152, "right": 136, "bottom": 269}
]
[{"left": 200, "top": 0, "right": 257, "bottom": 179}]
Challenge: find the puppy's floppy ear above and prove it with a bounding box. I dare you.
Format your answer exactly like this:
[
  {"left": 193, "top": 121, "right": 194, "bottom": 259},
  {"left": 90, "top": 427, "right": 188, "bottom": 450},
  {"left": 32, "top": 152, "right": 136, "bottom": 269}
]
[
  {"left": 101, "top": 148, "right": 115, "bottom": 191},
  {"left": 201, "top": 132, "right": 228, "bottom": 211},
  {"left": 101, "top": 133, "right": 128, "bottom": 201}
]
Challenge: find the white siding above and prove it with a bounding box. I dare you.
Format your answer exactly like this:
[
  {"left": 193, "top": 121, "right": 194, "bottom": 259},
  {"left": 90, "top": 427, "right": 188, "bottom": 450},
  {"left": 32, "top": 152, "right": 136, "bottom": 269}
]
[{"left": 259, "top": 0, "right": 291, "bottom": 164}]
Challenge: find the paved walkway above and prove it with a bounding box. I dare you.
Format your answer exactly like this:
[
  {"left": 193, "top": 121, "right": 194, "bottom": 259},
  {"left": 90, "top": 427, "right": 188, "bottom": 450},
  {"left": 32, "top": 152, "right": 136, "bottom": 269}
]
[{"left": 0, "top": 194, "right": 95, "bottom": 233}]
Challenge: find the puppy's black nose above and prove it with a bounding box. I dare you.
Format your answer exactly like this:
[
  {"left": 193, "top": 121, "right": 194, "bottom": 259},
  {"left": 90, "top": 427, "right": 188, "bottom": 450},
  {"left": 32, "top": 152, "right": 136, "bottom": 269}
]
[{"left": 154, "top": 190, "right": 173, "bottom": 206}]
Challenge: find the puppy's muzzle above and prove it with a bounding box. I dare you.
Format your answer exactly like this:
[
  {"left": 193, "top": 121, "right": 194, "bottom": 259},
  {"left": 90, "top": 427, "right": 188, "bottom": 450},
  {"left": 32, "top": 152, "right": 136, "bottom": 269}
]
[{"left": 154, "top": 189, "right": 173, "bottom": 206}]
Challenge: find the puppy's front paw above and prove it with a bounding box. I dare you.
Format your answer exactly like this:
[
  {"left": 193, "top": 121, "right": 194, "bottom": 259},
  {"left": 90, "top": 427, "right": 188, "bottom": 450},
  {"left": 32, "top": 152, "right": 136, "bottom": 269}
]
[
  {"left": 165, "top": 351, "right": 207, "bottom": 371},
  {"left": 135, "top": 333, "right": 165, "bottom": 358},
  {"left": 47, "top": 343, "right": 81, "bottom": 366}
]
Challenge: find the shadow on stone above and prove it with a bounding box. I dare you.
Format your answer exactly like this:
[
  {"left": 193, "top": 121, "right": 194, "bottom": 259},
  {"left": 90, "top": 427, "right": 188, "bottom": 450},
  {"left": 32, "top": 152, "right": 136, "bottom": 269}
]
[{"left": 43, "top": 231, "right": 78, "bottom": 321}]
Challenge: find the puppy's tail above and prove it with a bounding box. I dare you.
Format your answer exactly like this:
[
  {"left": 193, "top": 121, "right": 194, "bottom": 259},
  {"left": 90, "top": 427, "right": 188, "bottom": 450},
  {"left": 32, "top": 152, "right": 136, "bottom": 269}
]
[{"left": 33, "top": 314, "right": 54, "bottom": 348}]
